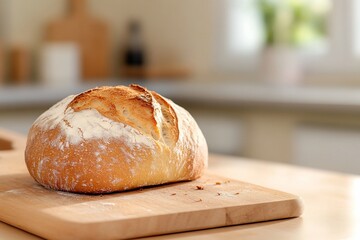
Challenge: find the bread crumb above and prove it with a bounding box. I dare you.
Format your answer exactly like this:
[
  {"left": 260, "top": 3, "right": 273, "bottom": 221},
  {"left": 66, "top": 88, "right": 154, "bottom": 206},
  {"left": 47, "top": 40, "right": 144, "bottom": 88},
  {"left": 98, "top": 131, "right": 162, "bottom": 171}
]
[
  {"left": 195, "top": 198, "right": 202, "bottom": 202},
  {"left": 234, "top": 192, "right": 240, "bottom": 195},
  {"left": 171, "top": 193, "right": 176, "bottom": 196},
  {"left": 224, "top": 180, "right": 230, "bottom": 183},
  {"left": 196, "top": 185, "right": 204, "bottom": 190},
  {"left": 215, "top": 182, "right": 221, "bottom": 185},
  {"left": 216, "top": 192, "right": 221, "bottom": 196}
]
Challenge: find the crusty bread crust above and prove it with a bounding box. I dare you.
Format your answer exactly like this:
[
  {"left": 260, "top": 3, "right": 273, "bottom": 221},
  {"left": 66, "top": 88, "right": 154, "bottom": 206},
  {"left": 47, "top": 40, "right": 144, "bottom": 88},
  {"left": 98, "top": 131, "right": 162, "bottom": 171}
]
[{"left": 25, "top": 85, "right": 208, "bottom": 193}]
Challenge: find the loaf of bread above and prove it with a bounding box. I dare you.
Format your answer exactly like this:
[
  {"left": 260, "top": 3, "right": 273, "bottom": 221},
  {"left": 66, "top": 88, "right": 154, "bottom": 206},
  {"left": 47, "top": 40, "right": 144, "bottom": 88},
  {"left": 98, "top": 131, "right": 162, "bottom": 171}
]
[{"left": 25, "top": 84, "right": 208, "bottom": 193}]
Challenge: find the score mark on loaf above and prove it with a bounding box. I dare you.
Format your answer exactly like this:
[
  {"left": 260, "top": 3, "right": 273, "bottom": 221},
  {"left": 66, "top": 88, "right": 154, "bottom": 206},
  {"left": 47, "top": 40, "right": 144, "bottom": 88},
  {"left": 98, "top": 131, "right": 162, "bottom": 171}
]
[{"left": 25, "top": 84, "right": 208, "bottom": 193}]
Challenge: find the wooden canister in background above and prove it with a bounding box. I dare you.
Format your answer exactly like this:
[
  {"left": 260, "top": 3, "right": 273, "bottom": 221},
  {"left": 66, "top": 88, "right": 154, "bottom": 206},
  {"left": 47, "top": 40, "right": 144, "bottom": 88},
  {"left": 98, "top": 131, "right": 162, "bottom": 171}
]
[
  {"left": 0, "top": 42, "right": 3, "bottom": 85},
  {"left": 10, "top": 46, "right": 31, "bottom": 85}
]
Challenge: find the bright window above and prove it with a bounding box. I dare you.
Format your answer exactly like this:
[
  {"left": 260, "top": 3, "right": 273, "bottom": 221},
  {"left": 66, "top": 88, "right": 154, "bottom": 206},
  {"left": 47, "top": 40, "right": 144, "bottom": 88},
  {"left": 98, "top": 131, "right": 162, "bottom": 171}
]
[
  {"left": 217, "top": 0, "right": 360, "bottom": 74},
  {"left": 353, "top": 0, "right": 360, "bottom": 56},
  {"left": 226, "top": 0, "right": 264, "bottom": 55}
]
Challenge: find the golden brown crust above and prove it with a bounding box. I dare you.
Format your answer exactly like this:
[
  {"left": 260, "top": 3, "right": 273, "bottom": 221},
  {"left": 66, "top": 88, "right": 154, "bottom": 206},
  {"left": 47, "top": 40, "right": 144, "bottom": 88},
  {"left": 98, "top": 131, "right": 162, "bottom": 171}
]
[
  {"left": 25, "top": 84, "right": 208, "bottom": 193},
  {"left": 150, "top": 90, "right": 179, "bottom": 147},
  {"left": 69, "top": 85, "right": 161, "bottom": 140}
]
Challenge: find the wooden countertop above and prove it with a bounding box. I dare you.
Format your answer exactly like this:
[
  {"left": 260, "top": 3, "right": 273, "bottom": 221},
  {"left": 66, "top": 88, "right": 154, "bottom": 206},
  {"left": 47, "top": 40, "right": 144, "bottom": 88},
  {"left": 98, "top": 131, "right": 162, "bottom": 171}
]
[{"left": 0, "top": 138, "right": 359, "bottom": 240}]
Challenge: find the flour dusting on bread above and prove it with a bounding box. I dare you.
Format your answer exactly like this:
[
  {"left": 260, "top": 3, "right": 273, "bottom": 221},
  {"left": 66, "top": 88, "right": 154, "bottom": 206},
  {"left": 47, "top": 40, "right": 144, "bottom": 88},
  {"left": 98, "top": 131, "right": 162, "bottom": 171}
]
[{"left": 34, "top": 94, "right": 154, "bottom": 148}]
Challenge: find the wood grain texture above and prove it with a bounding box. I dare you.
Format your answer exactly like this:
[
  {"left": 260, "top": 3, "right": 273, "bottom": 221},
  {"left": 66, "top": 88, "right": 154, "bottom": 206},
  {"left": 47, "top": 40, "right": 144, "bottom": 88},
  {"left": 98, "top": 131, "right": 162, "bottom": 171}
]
[
  {"left": 0, "top": 129, "right": 302, "bottom": 240},
  {"left": 45, "top": 0, "right": 110, "bottom": 80}
]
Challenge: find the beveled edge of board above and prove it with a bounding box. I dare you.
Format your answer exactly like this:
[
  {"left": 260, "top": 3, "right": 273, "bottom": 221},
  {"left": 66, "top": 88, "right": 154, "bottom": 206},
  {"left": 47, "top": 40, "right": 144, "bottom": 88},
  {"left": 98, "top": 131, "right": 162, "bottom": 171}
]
[
  {"left": 49, "top": 197, "right": 303, "bottom": 240},
  {"left": 0, "top": 128, "right": 27, "bottom": 152}
]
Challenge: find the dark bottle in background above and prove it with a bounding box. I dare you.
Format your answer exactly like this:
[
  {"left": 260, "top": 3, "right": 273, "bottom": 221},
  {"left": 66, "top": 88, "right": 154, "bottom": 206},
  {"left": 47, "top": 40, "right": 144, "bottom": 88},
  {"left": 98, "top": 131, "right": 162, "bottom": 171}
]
[{"left": 122, "top": 20, "right": 146, "bottom": 78}]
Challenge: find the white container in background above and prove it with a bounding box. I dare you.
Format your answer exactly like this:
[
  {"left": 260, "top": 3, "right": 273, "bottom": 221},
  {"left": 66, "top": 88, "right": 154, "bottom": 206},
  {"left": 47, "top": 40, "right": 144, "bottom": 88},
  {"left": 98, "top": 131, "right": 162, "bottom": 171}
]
[
  {"left": 261, "top": 46, "right": 303, "bottom": 86},
  {"left": 40, "top": 43, "right": 80, "bottom": 86}
]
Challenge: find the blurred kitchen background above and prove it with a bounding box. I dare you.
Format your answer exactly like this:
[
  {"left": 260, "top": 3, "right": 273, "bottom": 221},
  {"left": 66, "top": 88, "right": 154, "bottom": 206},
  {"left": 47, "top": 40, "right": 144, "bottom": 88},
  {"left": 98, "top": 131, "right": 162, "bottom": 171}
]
[{"left": 2, "top": 0, "right": 360, "bottom": 175}]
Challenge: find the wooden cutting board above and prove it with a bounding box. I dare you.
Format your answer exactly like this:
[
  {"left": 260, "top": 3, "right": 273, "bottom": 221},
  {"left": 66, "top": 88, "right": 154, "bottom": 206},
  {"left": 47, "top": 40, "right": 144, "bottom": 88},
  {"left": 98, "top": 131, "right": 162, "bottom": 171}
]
[
  {"left": 45, "top": 0, "right": 110, "bottom": 80},
  {"left": 0, "top": 129, "right": 303, "bottom": 240}
]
